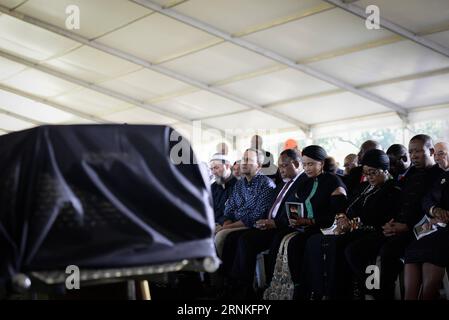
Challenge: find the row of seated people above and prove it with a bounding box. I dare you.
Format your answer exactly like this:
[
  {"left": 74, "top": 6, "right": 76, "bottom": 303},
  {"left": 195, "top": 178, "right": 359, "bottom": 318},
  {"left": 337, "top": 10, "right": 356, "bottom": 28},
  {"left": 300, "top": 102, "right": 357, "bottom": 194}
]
[{"left": 208, "top": 134, "right": 449, "bottom": 300}]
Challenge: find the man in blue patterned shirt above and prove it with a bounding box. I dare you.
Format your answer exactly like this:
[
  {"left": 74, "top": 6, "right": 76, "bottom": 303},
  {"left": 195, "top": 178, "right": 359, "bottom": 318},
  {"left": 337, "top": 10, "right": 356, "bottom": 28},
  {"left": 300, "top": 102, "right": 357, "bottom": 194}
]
[
  {"left": 214, "top": 148, "right": 276, "bottom": 258},
  {"left": 223, "top": 148, "right": 276, "bottom": 228}
]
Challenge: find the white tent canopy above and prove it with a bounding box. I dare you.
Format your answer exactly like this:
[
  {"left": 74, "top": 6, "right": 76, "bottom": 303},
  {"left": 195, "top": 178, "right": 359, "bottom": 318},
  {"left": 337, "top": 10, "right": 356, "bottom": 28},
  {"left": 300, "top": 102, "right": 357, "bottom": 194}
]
[{"left": 1, "top": 0, "right": 449, "bottom": 161}]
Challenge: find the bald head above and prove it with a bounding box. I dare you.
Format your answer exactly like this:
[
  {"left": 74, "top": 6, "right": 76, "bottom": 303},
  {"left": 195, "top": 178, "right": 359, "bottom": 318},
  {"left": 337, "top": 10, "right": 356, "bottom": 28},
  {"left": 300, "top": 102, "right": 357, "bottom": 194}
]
[
  {"left": 435, "top": 142, "right": 449, "bottom": 170},
  {"left": 358, "top": 140, "right": 381, "bottom": 164},
  {"left": 435, "top": 142, "right": 449, "bottom": 150}
]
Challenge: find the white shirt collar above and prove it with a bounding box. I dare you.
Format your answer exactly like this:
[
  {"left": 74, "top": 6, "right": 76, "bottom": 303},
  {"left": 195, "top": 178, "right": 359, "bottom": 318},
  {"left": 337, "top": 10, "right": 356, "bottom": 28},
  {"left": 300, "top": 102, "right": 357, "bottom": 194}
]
[{"left": 282, "top": 170, "right": 304, "bottom": 183}]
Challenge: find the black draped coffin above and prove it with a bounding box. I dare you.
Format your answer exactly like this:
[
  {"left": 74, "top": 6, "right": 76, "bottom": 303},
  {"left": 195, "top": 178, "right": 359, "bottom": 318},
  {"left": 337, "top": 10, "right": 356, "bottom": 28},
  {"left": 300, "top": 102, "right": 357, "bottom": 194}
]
[{"left": 0, "top": 125, "right": 216, "bottom": 283}]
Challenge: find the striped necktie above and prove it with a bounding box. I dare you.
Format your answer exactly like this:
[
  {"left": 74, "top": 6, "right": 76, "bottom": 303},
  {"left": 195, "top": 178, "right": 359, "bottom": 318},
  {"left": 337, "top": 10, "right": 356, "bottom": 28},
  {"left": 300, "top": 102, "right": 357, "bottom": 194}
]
[{"left": 268, "top": 179, "right": 294, "bottom": 219}]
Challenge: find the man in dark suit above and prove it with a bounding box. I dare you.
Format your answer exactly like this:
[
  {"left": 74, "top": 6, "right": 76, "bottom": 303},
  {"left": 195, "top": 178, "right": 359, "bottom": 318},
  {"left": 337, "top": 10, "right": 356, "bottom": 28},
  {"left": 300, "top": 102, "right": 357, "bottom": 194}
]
[{"left": 225, "top": 149, "right": 307, "bottom": 298}]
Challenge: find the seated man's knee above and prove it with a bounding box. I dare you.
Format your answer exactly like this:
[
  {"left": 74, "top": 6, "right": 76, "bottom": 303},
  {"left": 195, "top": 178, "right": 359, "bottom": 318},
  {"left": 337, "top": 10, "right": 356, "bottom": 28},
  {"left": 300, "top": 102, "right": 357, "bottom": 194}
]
[{"left": 214, "top": 229, "right": 227, "bottom": 245}]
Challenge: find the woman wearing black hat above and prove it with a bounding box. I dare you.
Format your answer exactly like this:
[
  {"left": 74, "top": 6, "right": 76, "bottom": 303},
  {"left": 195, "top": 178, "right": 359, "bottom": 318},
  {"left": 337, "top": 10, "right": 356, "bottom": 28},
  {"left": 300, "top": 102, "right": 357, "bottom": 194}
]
[
  {"left": 283, "top": 145, "right": 347, "bottom": 299},
  {"left": 300, "top": 149, "right": 402, "bottom": 299},
  {"left": 341, "top": 149, "right": 400, "bottom": 233},
  {"left": 340, "top": 149, "right": 403, "bottom": 299}
]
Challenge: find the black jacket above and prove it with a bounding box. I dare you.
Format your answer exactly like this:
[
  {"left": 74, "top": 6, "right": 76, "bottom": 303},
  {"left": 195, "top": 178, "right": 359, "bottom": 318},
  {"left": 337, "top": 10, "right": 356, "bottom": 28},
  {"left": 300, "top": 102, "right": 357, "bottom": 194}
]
[
  {"left": 346, "top": 179, "right": 402, "bottom": 231},
  {"left": 211, "top": 176, "right": 237, "bottom": 225},
  {"left": 422, "top": 170, "right": 449, "bottom": 215},
  {"left": 397, "top": 164, "right": 443, "bottom": 228}
]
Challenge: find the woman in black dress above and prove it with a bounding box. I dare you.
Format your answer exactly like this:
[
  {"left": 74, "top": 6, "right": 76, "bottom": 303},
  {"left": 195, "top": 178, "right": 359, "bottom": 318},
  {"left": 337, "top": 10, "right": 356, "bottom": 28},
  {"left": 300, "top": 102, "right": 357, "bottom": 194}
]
[
  {"left": 404, "top": 142, "right": 449, "bottom": 300},
  {"left": 286, "top": 145, "right": 347, "bottom": 299}
]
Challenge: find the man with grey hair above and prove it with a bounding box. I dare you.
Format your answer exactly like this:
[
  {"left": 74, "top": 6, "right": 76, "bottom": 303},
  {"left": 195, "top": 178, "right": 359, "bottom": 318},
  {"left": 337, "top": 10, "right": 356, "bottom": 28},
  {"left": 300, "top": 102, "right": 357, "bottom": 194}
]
[
  {"left": 434, "top": 142, "right": 449, "bottom": 171},
  {"left": 210, "top": 153, "right": 237, "bottom": 226}
]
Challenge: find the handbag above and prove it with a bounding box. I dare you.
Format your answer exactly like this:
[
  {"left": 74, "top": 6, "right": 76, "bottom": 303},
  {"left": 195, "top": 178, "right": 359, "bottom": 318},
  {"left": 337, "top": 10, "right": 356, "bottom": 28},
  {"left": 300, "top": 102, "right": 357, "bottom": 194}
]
[{"left": 263, "top": 231, "right": 298, "bottom": 300}]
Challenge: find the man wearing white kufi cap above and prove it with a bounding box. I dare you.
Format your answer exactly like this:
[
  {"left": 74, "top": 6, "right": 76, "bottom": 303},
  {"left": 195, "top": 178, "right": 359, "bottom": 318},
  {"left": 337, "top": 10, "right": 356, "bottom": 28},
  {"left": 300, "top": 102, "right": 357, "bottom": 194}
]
[{"left": 209, "top": 153, "right": 237, "bottom": 227}]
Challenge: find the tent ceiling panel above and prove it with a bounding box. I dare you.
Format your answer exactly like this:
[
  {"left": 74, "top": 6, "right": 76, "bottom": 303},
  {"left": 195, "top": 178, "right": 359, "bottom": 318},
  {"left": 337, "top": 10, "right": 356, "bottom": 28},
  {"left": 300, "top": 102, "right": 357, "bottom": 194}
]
[
  {"left": 366, "top": 73, "right": 449, "bottom": 109},
  {"left": 160, "top": 42, "right": 279, "bottom": 84},
  {"left": 308, "top": 40, "right": 449, "bottom": 86},
  {"left": 311, "top": 113, "right": 402, "bottom": 138},
  {"left": 170, "top": 122, "right": 196, "bottom": 142},
  {"left": 0, "top": 55, "right": 26, "bottom": 80},
  {"left": 43, "top": 45, "right": 141, "bottom": 83},
  {"left": 1, "top": 68, "right": 80, "bottom": 97},
  {"left": 357, "top": 0, "right": 449, "bottom": 34},
  {"left": 202, "top": 110, "right": 293, "bottom": 132},
  {"left": 97, "top": 13, "right": 220, "bottom": 63},
  {"left": 51, "top": 89, "right": 136, "bottom": 116},
  {"left": 0, "top": 113, "right": 34, "bottom": 131},
  {"left": 271, "top": 92, "right": 390, "bottom": 124},
  {"left": 242, "top": 8, "right": 393, "bottom": 62},
  {"left": 100, "top": 68, "right": 194, "bottom": 102},
  {"left": 155, "top": 91, "right": 248, "bottom": 120},
  {"left": 0, "top": 0, "right": 23, "bottom": 9},
  {"left": 0, "top": 0, "right": 448, "bottom": 136},
  {"left": 0, "top": 14, "right": 79, "bottom": 61},
  {"left": 219, "top": 68, "right": 337, "bottom": 106},
  {"left": 102, "top": 107, "right": 176, "bottom": 125},
  {"left": 16, "top": 0, "right": 153, "bottom": 39},
  {"left": 0, "top": 88, "right": 80, "bottom": 123},
  {"left": 408, "top": 104, "right": 449, "bottom": 123},
  {"left": 171, "top": 0, "right": 327, "bottom": 35},
  {"left": 426, "top": 30, "right": 449, "bottom": 50}
]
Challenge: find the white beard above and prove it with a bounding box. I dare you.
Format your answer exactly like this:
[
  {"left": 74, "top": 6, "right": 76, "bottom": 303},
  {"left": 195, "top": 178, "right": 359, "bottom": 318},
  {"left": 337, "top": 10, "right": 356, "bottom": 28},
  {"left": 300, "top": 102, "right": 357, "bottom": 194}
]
[{"left": 215, "top": 176, "right": 225, "bottom": 185}]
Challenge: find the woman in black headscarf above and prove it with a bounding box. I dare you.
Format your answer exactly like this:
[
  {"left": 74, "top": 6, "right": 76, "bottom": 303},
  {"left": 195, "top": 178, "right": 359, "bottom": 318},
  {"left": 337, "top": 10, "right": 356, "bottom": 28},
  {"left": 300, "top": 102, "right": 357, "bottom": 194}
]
[
  {"left": 283, "top": 145, "right": 347, "bottom": 299},
  {"left": 300, "top": 149, "right": 402, "bottom": 299}
]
